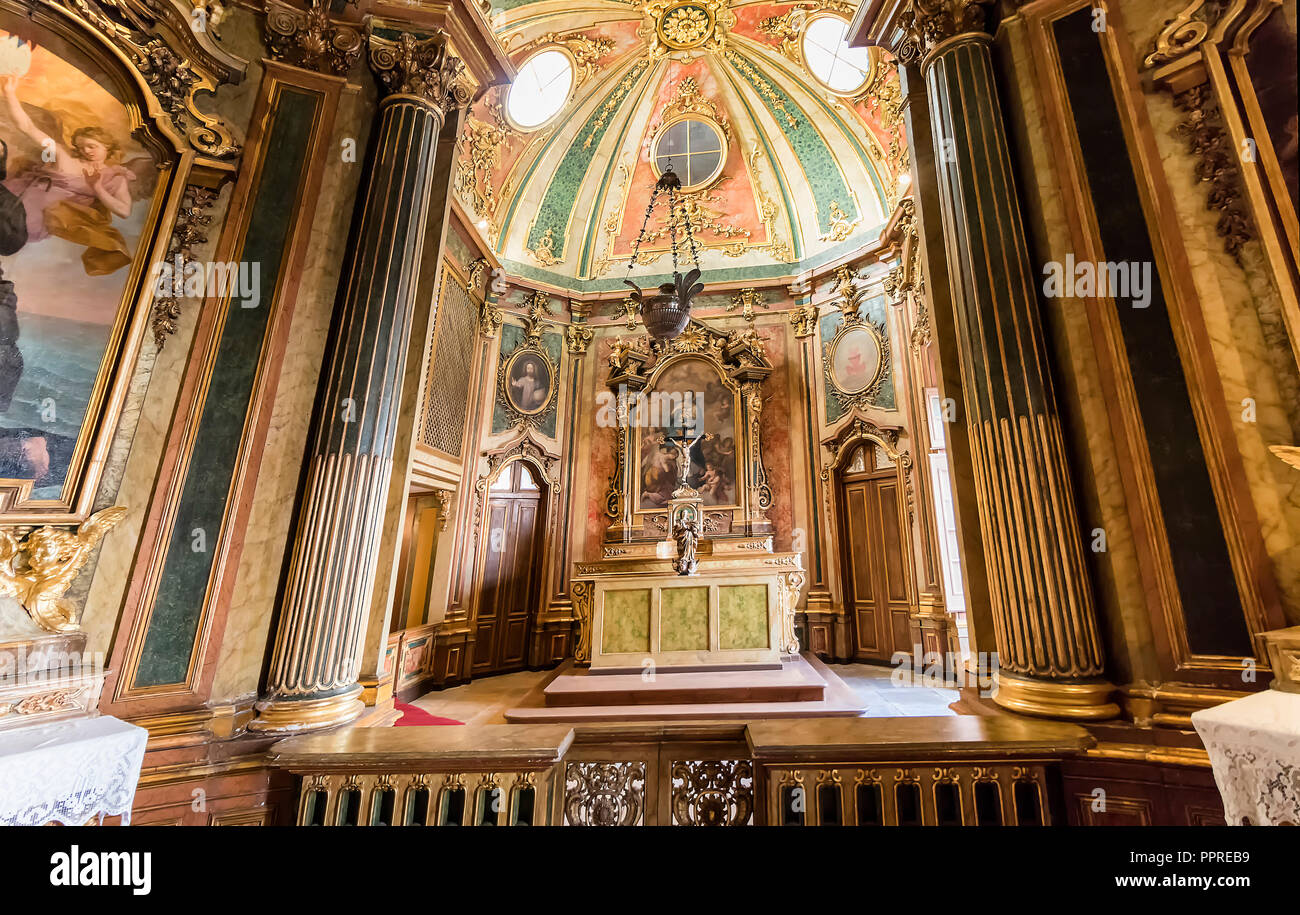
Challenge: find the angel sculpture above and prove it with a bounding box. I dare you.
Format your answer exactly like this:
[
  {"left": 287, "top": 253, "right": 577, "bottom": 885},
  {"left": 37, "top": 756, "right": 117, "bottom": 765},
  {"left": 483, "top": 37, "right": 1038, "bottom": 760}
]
[
  {"left": 0, "top": 505, "right": 126, "bottom": 632},
  {"left": 1, "top": 67, "right": 155, "bottom": 275}
]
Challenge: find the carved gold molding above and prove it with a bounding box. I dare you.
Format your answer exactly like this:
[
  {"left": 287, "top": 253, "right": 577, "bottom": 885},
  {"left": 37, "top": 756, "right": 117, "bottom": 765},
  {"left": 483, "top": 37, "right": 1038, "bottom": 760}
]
[
  {"left": 896, "top": 0, "right": 995, "bottom": 63},
  {"left": 368, "top": 28, "right": 469, "bottom": 112},
  {"left": 264, "top": 0, "right": 362, "bottom": 76},
  {"left": 151, "top": 184, "right": 218, "bottom": 348}
]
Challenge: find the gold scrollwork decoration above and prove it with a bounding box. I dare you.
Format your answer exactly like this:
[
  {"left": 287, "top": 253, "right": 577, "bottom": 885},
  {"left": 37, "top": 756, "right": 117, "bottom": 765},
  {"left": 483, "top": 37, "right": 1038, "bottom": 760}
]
[
  {"left": 151, "top": 183, "right": 218, "bottom": 348},
  {"left": 264, "top": 0, "right": 362, "bottom": 76},
  {"left": 53, "top": 0, "right": 244, "bottom": 159},
  {"left": 1143, "top": 0, "right": 1221, "bottom": 68}
]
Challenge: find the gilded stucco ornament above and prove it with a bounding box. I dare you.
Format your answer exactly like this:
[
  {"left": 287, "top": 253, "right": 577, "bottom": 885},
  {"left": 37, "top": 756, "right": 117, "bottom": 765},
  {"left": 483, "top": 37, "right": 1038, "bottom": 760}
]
[
  {"left": 728, "top": 288, "right": 768, "bottom": 323},
  {"left": 896, "top": 0, "right": 995, "bottom": 61},
  {"left": 818, "top": 200, "right": 860, "bottom": 242},
  {"left": 455, "top": 103, "right": 512, "bottom": 231},
  {"left": 0, "top": 507, "right": 127, "bottom": 633},
  {"left": 641, "top": 0, "right": 733, "bottom": 56},
  {"left": 265, "top": 0, "right": 363, "bottom": 76},
  {"left": 565, "top": 322, "right": 594, "bottom": 355},
  {"left": 789, "top": 304, "right": 818, "bottom": 338},
  {"left": 758, "top": 6, "right": 808, "bottom": 65},
  {"left": 151, "top": 184, "right": 218, "bottom": 348},
  {"left": 55, "top": 0, "right": 243, "bottom": 157},
  {"left": 518, "top": 31, "right": 615, "bottom": 87},
  {"left": 368, "top": 29, "right": 469, "bottom": 112},
  {"left": 479, "top": 300, "right": 502, "bottom": 337}
]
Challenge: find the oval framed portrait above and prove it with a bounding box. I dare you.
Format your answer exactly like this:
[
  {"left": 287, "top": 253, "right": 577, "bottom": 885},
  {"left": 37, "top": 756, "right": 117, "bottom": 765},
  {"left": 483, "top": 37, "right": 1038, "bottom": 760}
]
[
  {"left": 829, "top": 324, "right": 883, "bottom": 395},
  {"left": 503, "top": 348, "right": 555, "bottom": 416}
]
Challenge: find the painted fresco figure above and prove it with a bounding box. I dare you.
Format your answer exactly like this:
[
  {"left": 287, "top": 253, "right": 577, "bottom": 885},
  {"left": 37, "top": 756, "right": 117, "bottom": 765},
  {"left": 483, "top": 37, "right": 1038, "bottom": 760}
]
[{"left": 1, "top": 71, "right": 143, "bottom": 276}]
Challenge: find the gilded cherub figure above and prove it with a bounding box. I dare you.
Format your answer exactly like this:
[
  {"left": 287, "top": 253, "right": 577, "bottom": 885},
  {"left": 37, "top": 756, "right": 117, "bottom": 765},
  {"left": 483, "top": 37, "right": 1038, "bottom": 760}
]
[{"left": 0, "top": 506, "right": 126, "bottom": 632}]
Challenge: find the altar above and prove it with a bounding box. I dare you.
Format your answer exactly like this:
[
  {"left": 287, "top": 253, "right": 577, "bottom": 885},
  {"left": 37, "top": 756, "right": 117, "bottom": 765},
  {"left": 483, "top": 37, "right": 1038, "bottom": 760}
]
[
  {"left": 574, "top": 538, "right": 803, "bottom": 671},
  {"left": 574, "top": 322, "right": 805, "bottom": 670},
  {"left": 505, "top": 323, "right": 861, "bottom": 722}
]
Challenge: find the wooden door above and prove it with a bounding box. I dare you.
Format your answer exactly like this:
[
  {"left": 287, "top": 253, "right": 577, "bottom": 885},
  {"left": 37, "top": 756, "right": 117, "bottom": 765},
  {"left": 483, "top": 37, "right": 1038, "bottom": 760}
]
[
  {"left": 473, "top": 461, "right": 543, "bottom": 675},
  {"left": 839, "top": 447, "right": 913, "bottom": 662}
]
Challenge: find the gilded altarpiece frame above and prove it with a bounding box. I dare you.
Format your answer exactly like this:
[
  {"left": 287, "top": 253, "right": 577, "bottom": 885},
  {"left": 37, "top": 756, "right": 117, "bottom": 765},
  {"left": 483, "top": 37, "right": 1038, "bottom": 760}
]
[{"left": 602, "top": 321, "right": 774, "bottom": 544}]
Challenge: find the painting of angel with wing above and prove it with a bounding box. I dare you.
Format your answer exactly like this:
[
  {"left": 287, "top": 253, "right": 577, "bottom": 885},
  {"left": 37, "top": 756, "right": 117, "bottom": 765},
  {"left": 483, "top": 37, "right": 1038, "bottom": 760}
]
[{"left": 0, "top": 27, "right": 160, "bottom": 500}]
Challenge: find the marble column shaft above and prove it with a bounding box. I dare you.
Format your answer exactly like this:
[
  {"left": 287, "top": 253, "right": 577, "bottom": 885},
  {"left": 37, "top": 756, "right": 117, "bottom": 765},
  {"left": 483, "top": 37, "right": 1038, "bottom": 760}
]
[
  {"left": 253, "top": 86, "right": 446, "bottom": 731},
  {"left": 920, "top": 29, "right": 1116, "bottom": 718}
]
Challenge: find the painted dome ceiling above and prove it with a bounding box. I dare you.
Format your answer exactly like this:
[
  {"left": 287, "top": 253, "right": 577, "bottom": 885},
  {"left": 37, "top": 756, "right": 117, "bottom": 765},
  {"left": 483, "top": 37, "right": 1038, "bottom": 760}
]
[{"left": 455, "top": 0, "right": 907, "bottom": 291}]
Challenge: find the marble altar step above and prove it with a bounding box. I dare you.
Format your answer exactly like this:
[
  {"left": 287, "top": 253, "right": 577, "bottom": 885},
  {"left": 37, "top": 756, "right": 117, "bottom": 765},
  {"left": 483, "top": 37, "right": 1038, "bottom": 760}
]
[
  {"left": 543, "top": 658, "right": 827, "bottom": 707},
  {"left": 504, "top": 654, "right": 868, "bottom": 723}
]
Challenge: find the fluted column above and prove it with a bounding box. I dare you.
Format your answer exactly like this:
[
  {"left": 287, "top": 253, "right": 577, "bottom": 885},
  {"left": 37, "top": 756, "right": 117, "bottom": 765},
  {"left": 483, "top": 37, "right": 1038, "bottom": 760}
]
[
  {"left": 906, "top": 1, "right": 1117, "bottom": 718},
  {"left": 251, "top": 31, "right": 467, "bottom": 732}
]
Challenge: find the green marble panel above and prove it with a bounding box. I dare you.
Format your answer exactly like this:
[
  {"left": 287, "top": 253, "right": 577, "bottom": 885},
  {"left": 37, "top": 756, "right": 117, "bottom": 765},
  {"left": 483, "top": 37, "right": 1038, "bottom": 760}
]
[
  {"left": 659, "top": 587, "right": 709, "bottom": 652},
  {"left": 133, "top": 87, "right": 321, "bottom": 688},
  {"left": 719, "top": 584, "right": 769, "bottom": 650},
  {"left": 602, "top": 588, "right": 651, "bottom": 654}
]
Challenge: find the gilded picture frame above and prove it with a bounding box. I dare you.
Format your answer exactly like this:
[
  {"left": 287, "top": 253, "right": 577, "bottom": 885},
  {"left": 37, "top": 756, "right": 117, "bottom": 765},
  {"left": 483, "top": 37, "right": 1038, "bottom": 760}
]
[{"left": 0, "top": 0, "right": 236, "bottom": 524}]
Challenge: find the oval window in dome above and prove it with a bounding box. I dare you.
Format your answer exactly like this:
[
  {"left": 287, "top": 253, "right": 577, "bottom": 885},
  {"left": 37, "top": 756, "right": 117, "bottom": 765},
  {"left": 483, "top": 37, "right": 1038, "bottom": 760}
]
[
  {"left": 507, "top": 49, "right": 574, "bottom": 130},
  {"left": 652, "top": 117, "right": 726, "bottom": 190},
  {"left": 802, "top": 16, "right": 872, "bottom": 95}
]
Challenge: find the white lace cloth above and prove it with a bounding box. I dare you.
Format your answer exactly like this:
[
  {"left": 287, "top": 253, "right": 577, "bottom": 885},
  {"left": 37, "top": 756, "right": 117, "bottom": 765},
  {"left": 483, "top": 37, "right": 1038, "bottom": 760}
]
[
  {"left": 0, "top": 716, "right": 147, "bottom": 826},
  {"left": 1192, "top": 690, "right": 1300, "bottom": 826}
]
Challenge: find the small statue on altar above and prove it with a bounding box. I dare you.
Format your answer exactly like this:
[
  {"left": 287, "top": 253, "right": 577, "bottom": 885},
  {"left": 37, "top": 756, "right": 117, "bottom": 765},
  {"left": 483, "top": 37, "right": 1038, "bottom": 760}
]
[{"left": 673, "top": 516, "right": 699, "bottom": 576}]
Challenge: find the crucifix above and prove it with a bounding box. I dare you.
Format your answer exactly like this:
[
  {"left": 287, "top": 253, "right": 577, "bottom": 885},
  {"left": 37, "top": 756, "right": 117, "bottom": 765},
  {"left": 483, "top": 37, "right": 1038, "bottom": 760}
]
[
  {"left": 662, "top": 424, "right": 704, "bottom": 496},
  {"left": 661, "top": 400, "right": 705, "bottom": 496}
]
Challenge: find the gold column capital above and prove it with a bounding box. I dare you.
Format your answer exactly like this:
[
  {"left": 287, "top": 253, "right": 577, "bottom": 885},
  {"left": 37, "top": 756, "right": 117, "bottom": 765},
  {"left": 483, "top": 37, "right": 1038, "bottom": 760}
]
[
  {"left": 897, "top": 0, "right": 996, "bottom": 63},
  {"left": 368, "top": 28, "right": 469, "bottom": 113},
  {"left": 264, "top": 0, "right": 363, "bottom": 76}
]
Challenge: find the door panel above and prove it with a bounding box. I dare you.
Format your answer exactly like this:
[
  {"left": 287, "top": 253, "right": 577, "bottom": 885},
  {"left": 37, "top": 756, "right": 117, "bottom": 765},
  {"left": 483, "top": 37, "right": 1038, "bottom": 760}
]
[
  {"left": 840, "top": 465, "right": 914, "bottom": 662},
  {"left": 473, "top": 463, "right": 543, "bottom": 675}
]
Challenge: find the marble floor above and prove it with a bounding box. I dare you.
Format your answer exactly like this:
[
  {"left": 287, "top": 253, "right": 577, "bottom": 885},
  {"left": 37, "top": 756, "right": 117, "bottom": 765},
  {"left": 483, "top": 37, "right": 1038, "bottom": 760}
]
[{"left": 408, "top": 660, "right": 960, "bottom": 724}]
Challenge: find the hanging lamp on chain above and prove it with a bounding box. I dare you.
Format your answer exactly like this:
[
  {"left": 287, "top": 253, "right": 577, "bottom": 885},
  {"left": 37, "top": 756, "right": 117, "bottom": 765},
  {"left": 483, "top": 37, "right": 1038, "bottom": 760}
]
[{"left": 623, "top": 164, "right": 703, "bottom": 342}]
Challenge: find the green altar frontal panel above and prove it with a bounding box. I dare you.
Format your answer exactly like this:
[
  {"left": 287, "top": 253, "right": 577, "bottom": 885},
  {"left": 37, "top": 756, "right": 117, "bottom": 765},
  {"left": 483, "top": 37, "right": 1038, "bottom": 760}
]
[
  {"left": 719, "top": 584, "right": 770, "bottom": 650},
  {"left": 602, "top": 588, "right": 651, "bottom": 654},
  {"left": 659, "top": 587, "right": 710, "bottom": 652}
]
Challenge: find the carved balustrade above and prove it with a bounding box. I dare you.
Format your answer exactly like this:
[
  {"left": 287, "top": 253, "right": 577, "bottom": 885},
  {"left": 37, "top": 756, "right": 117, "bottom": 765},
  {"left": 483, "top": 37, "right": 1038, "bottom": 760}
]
[{"left": 268, "top": 717, "right": 1092, "bottom": 825}]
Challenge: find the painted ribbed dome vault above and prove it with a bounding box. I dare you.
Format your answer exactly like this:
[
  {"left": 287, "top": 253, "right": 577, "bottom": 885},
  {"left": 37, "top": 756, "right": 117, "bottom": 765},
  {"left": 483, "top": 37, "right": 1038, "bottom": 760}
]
[{"left": 455, "top": 0, "right": 907, "bottom": 291}]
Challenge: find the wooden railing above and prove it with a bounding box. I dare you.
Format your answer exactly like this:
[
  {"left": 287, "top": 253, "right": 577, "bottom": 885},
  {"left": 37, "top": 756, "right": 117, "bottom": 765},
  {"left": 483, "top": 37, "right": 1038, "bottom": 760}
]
[{"left": 267, "top": 717, "right": 1093, "bottom": 825}]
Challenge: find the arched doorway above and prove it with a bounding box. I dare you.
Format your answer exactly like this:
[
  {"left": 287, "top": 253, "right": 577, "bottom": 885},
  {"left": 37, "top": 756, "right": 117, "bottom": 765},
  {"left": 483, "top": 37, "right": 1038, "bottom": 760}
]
[
  {"left": 472, "top": 459, "right": 545, "bottom": 676},
  {"left": 837, "top": 442, "right": 912, "bottom": 662}
]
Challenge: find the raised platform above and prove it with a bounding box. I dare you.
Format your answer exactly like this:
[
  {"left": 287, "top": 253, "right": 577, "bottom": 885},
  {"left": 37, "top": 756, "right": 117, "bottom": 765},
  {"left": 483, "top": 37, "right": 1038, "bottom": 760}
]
[{"left": 503, "top": 654, "right": 867, "bottom": 723}]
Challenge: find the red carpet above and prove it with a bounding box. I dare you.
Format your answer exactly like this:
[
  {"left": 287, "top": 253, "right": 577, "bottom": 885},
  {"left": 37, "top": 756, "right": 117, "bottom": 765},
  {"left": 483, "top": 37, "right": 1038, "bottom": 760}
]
[{"left": 393, "top": 701, "right": 463, "bottom": 726}]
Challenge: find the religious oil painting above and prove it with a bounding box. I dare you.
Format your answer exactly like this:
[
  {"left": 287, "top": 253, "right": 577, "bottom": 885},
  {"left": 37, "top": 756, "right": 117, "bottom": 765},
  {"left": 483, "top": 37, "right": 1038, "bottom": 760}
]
[
  {"left": 0, "top": 27, "right": 159, "bottom": 502},
  {"left": 504, "top": 348, "right": 554, "bottom": 415},
  {"left": 829, "top": 324, "right": 882, "bottom": 395},
  {"left": 637, "top": 356, "right": 737, "bottom": 510}
]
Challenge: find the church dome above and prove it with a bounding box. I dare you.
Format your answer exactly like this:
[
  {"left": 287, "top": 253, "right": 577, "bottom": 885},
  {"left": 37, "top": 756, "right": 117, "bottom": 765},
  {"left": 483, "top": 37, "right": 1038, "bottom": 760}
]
[{"left": 456, "top": 0, "right": 907, "bottom": 290}]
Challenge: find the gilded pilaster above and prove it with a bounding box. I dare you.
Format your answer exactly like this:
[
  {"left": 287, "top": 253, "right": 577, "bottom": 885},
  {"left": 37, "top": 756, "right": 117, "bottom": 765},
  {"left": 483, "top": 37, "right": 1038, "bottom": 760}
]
[
  {"left": 883, "top": 199, "right": 951, "bottom": 658},
  {"left": 906, "top": 1, "right": 1117, "bottom": 718}
]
